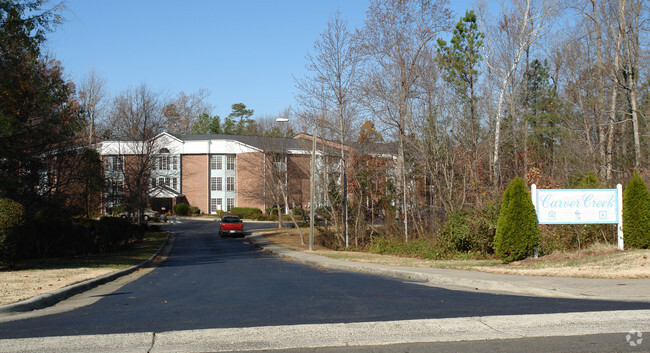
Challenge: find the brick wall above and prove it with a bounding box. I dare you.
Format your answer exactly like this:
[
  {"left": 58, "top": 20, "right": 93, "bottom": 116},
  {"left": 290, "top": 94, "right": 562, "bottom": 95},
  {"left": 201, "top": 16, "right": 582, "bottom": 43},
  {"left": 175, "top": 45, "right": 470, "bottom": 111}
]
[
  {"left": 237, "top": 152, "right": 267, "bottom": 211},
  {"left": 288, "top": 154, "right": 311, "bottom": 209},
  {"left": 181, "top": 154, "right": 208, "bottom": 212}
]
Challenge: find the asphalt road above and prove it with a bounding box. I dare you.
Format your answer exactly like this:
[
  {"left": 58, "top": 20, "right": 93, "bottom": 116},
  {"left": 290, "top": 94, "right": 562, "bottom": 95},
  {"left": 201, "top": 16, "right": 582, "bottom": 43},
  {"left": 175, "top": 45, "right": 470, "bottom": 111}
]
[{"left": 1, "top": 219, "right": 649, "bottom": 341}]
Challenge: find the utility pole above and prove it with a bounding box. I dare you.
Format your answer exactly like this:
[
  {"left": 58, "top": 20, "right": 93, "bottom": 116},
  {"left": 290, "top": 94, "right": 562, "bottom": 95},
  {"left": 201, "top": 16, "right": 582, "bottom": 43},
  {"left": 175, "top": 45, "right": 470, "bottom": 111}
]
[{"left": 310, "top": 125, "right": 316, "bottom": 251}]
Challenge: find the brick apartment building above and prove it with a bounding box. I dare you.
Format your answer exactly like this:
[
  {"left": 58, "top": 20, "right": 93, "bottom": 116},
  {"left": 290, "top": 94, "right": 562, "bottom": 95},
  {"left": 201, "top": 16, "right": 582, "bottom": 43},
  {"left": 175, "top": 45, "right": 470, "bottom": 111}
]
[{"left": 97, "top": 132, "right": 337, "bottom": 215}]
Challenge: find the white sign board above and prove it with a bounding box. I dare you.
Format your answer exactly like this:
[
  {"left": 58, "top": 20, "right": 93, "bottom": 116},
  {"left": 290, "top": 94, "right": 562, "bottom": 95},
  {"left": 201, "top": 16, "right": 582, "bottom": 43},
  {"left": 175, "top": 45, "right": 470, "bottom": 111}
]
[
  {"left": 531, "top": 184, "right": 624, "bottom": 250},
  {"left": 534, "top": 189, "right": 618, "bottom": 224}
]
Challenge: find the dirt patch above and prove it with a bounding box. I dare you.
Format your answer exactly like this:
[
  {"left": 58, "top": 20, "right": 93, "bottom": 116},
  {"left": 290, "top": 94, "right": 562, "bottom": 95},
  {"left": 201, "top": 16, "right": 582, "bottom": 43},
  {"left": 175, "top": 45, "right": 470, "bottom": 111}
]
[
  {"left": 262, "top": 229, "right": 650, "bottom": 279},
  {"left": 0, "top": 268, "right": 116, "bottom": 306}
]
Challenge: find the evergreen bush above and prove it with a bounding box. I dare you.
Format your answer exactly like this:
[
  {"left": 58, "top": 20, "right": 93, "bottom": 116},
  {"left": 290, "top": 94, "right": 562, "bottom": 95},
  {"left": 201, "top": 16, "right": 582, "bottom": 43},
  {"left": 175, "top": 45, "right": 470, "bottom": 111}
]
[
  {"left": 0, "top": 198, "right": 24, "bottom": 265},
  {"left": 174, "top": 203, "right": 190, "bottom": 216},
  {"left": 438, "top": 201, "right": 500, "bottom": 256},
  {"left": 494, "top": 177, "right": 539, "bottom": 263},
  {"left": 623, "top": 172, "right": 650, "bottom": 249}
]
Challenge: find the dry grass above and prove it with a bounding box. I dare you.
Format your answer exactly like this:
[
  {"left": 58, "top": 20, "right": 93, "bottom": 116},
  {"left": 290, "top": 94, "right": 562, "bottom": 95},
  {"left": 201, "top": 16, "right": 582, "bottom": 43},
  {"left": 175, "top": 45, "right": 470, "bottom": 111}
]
[
  {"left": 0, "top": 232, "right": 167, "bottom": 306},
  {"left": 262, "top": 229, "right": 650, "bottom": 279},
  {"left": 0, "top": 268, "right": 116, "bottom": 306}
]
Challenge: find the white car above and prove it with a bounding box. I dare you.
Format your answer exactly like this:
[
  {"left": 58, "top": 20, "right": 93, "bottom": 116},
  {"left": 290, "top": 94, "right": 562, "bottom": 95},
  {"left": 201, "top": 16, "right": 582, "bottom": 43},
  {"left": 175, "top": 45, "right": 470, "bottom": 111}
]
[{"left": 118, "top": 209, "right": 160, "bottom": 221}]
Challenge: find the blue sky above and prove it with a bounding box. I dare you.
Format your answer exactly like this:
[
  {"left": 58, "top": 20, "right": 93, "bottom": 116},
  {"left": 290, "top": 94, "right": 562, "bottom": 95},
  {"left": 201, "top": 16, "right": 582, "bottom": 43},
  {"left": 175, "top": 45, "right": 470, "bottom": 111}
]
[{"left": 47, "top": 0, "right": 475, "bottom": 119}]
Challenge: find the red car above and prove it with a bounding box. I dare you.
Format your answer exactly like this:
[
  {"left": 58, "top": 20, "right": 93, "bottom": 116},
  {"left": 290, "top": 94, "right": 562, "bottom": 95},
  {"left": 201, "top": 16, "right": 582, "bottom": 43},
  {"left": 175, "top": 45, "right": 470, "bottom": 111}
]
[{"left": 219, "top": 216, "right": 244, "bottom": 237}]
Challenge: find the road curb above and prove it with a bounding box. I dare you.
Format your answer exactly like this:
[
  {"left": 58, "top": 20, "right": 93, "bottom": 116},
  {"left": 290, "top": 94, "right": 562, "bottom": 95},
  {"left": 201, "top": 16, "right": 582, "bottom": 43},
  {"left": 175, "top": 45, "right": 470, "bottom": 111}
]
[
  {"left": 0, "top": 232, "right": 175, "bottom": 315},
  {"left": 246, "top": 233, "right": 591, "bottom": 300}
]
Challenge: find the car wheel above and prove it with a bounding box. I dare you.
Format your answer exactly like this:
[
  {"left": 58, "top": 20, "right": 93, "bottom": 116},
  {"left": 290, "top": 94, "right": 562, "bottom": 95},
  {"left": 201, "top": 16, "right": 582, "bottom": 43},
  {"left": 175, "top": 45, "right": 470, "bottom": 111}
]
[
  {"left": 120, "top": 215, "right": 127, "bottom": 219},
  {"left": 143, "top": 215, "right": 150, "bottom": 221}
]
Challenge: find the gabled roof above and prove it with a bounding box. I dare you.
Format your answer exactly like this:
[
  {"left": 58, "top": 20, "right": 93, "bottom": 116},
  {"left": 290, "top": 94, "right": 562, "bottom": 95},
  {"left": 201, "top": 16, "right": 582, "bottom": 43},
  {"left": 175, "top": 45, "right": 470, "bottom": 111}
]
[{"left": 149, "top": 185, "right": 183, "bottom": 198}]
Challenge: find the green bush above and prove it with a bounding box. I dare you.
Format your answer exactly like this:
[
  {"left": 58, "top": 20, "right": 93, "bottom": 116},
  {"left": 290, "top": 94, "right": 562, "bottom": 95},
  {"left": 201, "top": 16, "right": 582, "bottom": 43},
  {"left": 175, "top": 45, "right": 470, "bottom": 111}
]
[
  {"left": 174, "top": 203, "right": 190, "bottom": 216},
  {"left": 369, "top": 236, "right": 448, "bottom": 260},
  {"left": 623, "top": 172, "right": 650, "bottom": 249},
  {"left": 0, "top": 198, "right": 25, "bottom": 265},
  {"left": 189, "top": 206, "right": 201, "bottom": 215},
  {"left": 96, "top": 216, "right": 133, "bottom": 252},
  {"left": 494, "top": 177, "right": 539, "bottom": 263},
  {"left": 230, "top": 207, "right": 262, "bottom": 219},
  {"left": 438, "top": 200, "right": 499, "bottom": 256}
]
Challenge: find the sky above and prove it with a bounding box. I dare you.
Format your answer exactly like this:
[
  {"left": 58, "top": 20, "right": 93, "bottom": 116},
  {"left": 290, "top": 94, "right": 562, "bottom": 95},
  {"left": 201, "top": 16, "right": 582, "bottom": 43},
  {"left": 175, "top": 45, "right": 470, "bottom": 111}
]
[{"left": 47, "top": 0, "right": 475, "bottom": 120}]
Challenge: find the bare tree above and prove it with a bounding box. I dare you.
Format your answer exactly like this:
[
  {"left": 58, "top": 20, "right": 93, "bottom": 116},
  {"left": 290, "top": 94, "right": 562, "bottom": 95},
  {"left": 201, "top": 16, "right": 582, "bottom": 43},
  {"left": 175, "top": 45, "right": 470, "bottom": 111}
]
[
  {"left": 162, "top": 89, "right": 212, "bottom": 135},
  {"left": 295, "top": 10, "right": 362, "bottom": 247},
  {"left": 480, "top": 0, "right": 558, "bottom": 186},
  {"left": 78, "top": 68, "right": 107, "bottom": 145},
  {"left": 615, "top": 0, "right": 646, "bottom": 169},
  {"left": 109, "top": 83, "right": 165, "bottom": 223},
  {"left": 356, "top": 0, "right": 453, "bottom": 241}
]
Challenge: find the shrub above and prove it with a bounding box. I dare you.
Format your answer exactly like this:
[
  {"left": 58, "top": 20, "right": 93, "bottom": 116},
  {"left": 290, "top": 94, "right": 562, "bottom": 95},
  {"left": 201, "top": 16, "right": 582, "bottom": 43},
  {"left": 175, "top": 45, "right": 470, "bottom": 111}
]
[
  {"left": 174, "top": 203, "right": 190, "bottom": 216},
  {"left": 189, "top": 206, "right": 201, "bottom": 215},
  {"left": 438, "top": 201, "right": 499, "bottom": 256},
  {"left": 0, "top": 198, "right": 24, "bottom": 265},
  {"left": 494, "top": 177, "right": 539, "bottom": 263},
  {"left": 230, "top": 207, "right": 262, "bottom": 219},
  {"left": 96, "top": 216, "right": 133, "bottom": 252},
  {"left": 623, "top": 172, "right": 650, "bottom": 249},
  {"left": 369, "top": 235, "right": 448, "bottom": 260}
]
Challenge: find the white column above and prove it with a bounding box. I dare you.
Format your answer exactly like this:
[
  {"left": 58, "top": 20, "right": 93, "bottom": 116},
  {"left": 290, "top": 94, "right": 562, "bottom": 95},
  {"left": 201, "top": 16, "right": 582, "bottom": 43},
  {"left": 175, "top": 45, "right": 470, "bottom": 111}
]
[{"left": 617, "top": 183, "right": 624, "bottom": 250}]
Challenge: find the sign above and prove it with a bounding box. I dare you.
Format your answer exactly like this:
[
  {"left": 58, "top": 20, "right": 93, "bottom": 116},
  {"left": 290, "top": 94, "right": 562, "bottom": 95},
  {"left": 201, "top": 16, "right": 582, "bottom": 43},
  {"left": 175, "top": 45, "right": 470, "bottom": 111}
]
[
  {"left": 534, "top": 189, "right": 618, "bottom": 224},
  {"left": 531, "top": 184, "right": 624, "bottom": 250}
]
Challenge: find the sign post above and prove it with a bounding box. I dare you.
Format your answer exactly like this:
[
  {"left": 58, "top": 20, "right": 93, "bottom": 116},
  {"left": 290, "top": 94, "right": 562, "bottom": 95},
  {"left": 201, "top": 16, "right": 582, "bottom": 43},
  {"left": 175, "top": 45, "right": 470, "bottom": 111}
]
[{"left": 531, "top": 184, "right": 624, "bottom": 250}]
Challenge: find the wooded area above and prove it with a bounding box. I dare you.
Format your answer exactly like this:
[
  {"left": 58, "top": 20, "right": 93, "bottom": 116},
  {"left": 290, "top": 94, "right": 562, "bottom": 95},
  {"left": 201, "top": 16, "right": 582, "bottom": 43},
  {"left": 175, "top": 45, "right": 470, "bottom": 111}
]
[
  {"left": 293, "top": 0, "right": 649, "bottom": 253},
  {"left": 1, "top": 0, "right": 648, "bottom": 262}
]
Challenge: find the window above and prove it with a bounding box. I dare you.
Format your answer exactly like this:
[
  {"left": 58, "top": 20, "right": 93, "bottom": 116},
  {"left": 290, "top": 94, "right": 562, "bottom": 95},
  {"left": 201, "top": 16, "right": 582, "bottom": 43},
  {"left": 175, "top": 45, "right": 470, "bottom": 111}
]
[
  {"left": 106, "top": 156, "right": 123, "bottom": 172},
  {"left": 165, "top": 177, "right": 170, "bottom": 186},
  {"left": 274, "top": 161, "right": 287, "bottom": 172},
  {"left": 211, "top": 198, "right": 217, "bottom": 213},
  {"left": 226, "top": 198, "right": 234, "bottom": 212},
  {"left": 227, "top": 155, "right": 235, "bottom": 170},
  {"left": 159, "top": 156, "right": 170, "bottom": 170},
  {"left": 227, "top": 177, "right": 235, "bottom": 191},
  {"left": 112, "top": 180, "right": 124, "bottom": 193},
  {"left": 173, "top": 156, "right": 178, "bottom": 170},
  {"left": 216, "top": 198, "right": 223, "bottom": 211},
  {"left": 151, "top": 178, "right": 157, "bottom": 187},
  {"left": 172, "top": 178, "right": 177, "bottom": 190},
  {"left": 217, "top": 177, "right": 223, "bottom": 191},
  {"left": 159, "top": 177, "right": 165, "bottom": 187},
  {"left": 211, "top": 155, "right": 222, "bottom": 170}
]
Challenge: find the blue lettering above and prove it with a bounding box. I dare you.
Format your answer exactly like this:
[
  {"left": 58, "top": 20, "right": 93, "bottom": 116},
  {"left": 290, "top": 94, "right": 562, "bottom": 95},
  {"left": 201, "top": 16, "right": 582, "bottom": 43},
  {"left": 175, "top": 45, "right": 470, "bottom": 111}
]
[
  {"left": 582, "top": 193, "right": 616, "bottom": 208},
  {"left": 541, "top": 194, "right": 580, "bottom": 208}
]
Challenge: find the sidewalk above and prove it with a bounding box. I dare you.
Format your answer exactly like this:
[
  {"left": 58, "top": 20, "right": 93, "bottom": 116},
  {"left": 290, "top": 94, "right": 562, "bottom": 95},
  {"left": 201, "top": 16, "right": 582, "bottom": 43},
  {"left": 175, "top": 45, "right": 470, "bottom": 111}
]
[{"left": 247, "top": 234, "right": 650, "bottom": 303}]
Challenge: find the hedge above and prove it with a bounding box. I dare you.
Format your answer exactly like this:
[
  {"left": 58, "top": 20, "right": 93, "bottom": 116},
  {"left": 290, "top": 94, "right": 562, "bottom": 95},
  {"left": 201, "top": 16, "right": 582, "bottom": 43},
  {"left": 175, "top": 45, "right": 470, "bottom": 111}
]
[
  {"left": 230, "top": 207, "right": 262, "bottom": 219},
  {"left": 494, "top": 177, "right": 539, "bottom": 263},
  {"left": 623, "top": 172, "right": 650, "bottom": 249}
]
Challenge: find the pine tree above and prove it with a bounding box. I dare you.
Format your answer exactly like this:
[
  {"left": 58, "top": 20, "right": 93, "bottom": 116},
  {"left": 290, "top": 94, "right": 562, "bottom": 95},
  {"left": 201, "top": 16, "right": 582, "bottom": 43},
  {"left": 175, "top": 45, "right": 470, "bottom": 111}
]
[
  {"left": 495, "top": 177, "right": 539, "bottom": 263},
  {"left": 623, "top": 172, "right": 650, "bottom": 249}
]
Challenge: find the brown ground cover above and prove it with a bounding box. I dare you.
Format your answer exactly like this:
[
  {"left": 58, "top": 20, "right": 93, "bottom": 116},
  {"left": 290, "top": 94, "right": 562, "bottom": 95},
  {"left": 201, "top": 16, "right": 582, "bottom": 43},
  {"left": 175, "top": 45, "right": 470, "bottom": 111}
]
[{"left": 261, "top": 229, "right": 650, "bottom": 279}]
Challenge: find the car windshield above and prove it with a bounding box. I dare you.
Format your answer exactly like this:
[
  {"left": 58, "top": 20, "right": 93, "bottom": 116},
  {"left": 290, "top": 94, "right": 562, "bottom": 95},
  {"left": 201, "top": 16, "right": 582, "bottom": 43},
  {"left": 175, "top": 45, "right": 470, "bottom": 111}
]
[{"left": 222, "top": 216, "right": 241, "bottom": 223}]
